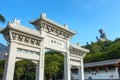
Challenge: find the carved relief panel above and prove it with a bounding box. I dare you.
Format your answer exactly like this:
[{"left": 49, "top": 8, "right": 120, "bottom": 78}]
[{"left": 44, "top": 35, "right": 67, "bottom": 52}]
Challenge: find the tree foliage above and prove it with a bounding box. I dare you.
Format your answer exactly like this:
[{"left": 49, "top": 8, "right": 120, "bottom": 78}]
[
  {"left": 0, "top": 60, "right": 5, "bottom": 80},
  {"left": 0, "top": 14, "right": 5, "bottom": 23},
  {"left": 45, "top": 51, "right": 64, "bottom": 80},
  {"left": 84, "top": 38, "right": 120, "bottom": 63},
  {"left": 14, "top": 60, "right": 36, "bottom": 80}
]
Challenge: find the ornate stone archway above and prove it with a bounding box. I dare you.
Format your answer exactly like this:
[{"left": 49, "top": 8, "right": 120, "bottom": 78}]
[{"left": 0, "top": 13, "right": 89, "bottom": 80}]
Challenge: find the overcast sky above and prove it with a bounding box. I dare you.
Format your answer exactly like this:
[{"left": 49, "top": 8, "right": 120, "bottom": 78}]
[{"left": 0, "top": 0, "right": 120, "bottom": 46}]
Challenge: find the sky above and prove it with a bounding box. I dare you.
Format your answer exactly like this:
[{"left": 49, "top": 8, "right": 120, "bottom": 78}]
[{"left": 0, "top": 0, "right": 120, "bottom": 46}]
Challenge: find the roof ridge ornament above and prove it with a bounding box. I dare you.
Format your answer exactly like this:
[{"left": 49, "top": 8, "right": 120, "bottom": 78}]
[
  {"left": 77, "top": 43, "right": 80, "bottom": 46},
  {"left": 64, "top": 24, "right": 68, "bottom": 29},
  {"left": 13, "top": 18, "right": 21, "bottom": 25},
  {"left": 41, "top": 12, "right": 47, "bottom": 19}
]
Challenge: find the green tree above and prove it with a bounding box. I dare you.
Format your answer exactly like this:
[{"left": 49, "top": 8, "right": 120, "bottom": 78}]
[
  {"left": 45, "top": 51, "right": 64, "bottom": 80},
  {"left": 0, "top": 60, "right": 5, "bottom": 79},
  {"left": 14, "top": 60, "right": 36, "bottom": 80},
  {"left": 84, "top": 39, "right": 120, "bottom": 63},
  {"left": 15, "top": 67, "right": 24, "bottom": 80}
]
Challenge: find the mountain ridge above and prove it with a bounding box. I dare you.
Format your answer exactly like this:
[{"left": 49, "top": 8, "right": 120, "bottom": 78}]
[{"left": 0, "top": 43, "right": 8, "bottom": 59}]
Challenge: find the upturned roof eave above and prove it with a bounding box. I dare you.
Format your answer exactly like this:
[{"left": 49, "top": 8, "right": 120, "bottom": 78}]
[
  {"left": 1, "top": 22, "right": 44, "bottom": 40},
  {"left": 30, "top": 16, "right": 76, "bottom": 36},
  {"left": 70, "top": 43, "right": 90, "bottom": 53},
  {"left": 84, "top": 59, "right": 120, "bottom": 68}
]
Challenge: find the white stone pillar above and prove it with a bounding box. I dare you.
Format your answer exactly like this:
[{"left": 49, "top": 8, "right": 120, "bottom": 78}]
[
  {"left": 64, "top": 40, "right": 71, "bottom": 80},
  {"left": 36, "top": 41, "right": 45, "bottom": 80},
  {"left": 79, "top": 59, "right": 85, "bottom": 80},
  {"left": 35, "top": 61, "right": 39, "bottom": 80},
  {"left": 35, "top": 22, "right": 46, "bottom": 80},
  {"left": 3, "top": 42, "right": 17, "bottom": 80}
]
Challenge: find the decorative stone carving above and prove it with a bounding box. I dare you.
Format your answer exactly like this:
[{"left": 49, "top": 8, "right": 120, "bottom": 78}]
[
  {"left": 24, "top": 37, "right": 29, "bottom": 43},
  {"left": 30, "top": 14, "right": 76, "bottom": 40},
  {"left": 17, "top": 48, "right": 39, "bottom": 55},
  {"left": 11, "top": 32, "right": 41, "bottom": 47},
  {"left": 13, "top": 18, "right": 21, "bottom": 24}
]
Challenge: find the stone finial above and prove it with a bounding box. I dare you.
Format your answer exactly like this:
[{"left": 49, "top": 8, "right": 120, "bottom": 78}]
[
  {"left": 77, "top": 43, "right": 80, "bottom": 46},
  {"left": 13, "top": 18, "right": 21, "bottom": 25},
  {"left": 64, "top": 24, "right": 68, "bottom": 29},
  {"left": 41, "top": 12, "right": 47, "bottom": 18}
]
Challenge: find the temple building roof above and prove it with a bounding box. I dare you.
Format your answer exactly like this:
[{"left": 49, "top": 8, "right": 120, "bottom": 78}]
[{"left": 84, "top": 59, "right": 120, "bottom": 68}]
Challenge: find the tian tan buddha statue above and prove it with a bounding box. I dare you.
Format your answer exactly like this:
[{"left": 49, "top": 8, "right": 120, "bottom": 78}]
[{"left": 96, "top": 29, "right": 107, "bottom": 41}]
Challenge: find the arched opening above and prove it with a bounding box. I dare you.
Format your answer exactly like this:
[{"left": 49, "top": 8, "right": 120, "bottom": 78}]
[
  {"left": 44, "top": 50, "right": 64, "bottom": 80},
  {"left": 14, "top": 59, "right": 36, "bottom": 80}
]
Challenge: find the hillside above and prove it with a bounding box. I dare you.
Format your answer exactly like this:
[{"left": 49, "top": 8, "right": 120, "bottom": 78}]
[
  {"left": 0, "top": 43, "right": 8, "bottom": 52},
  {"left": 0, "top": 43, "right": 8, "bottom": 59},
  {"left": 84, "top": 38, "right": 120, "bottom": 63}
]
